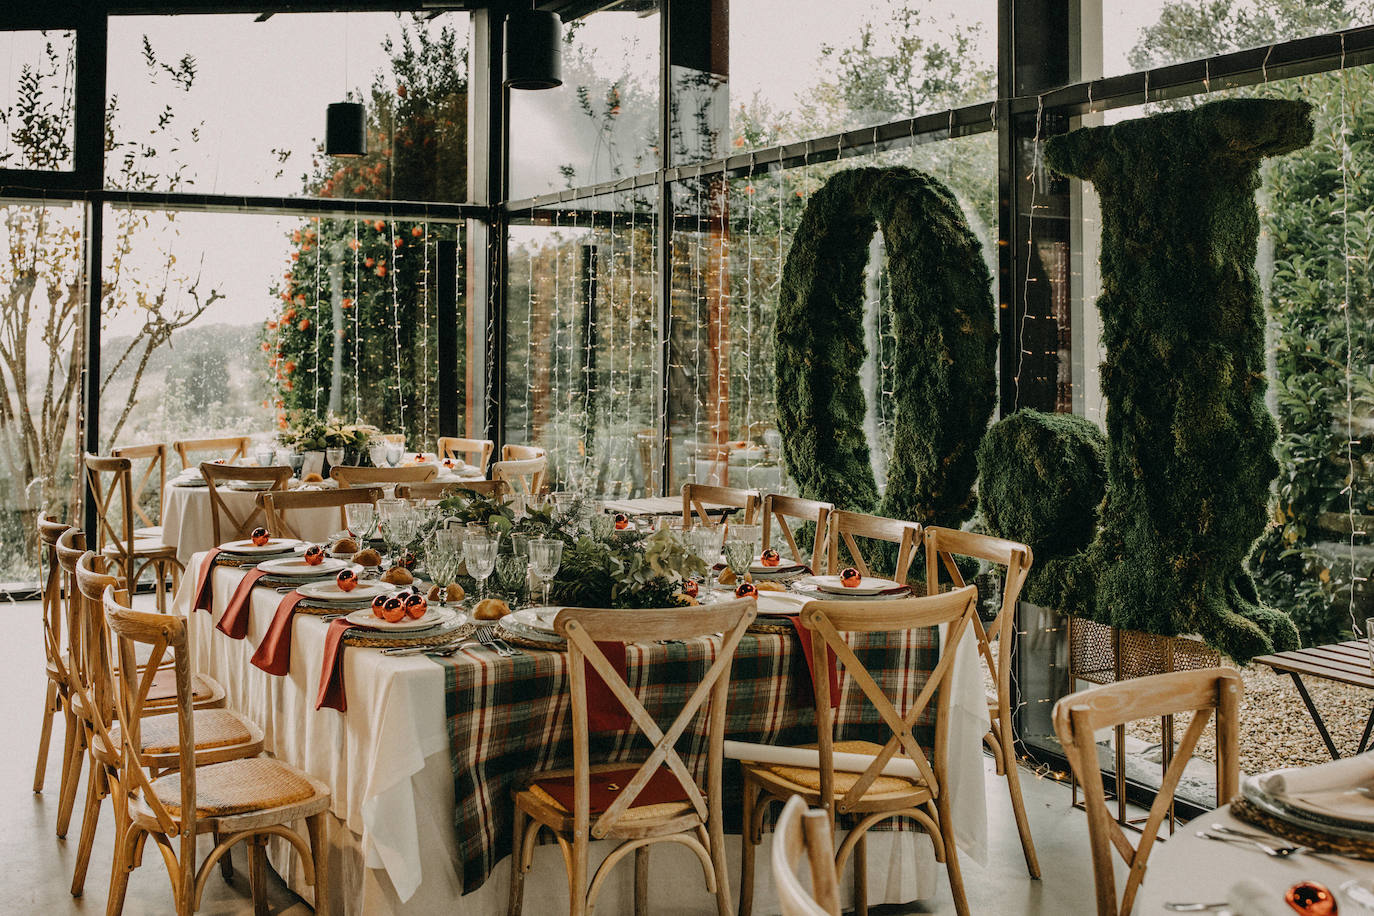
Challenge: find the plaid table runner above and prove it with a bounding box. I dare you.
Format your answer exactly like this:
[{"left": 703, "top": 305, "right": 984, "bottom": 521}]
[{"left": 438, "top": 627, "right": 939, "bottom": 893}]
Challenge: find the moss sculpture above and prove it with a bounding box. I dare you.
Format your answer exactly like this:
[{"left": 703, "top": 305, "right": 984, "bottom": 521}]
[
  {"left": 776, "top": 166, "right": 996, "bottom": 527},
  {"left": 977, "top": 409, "right": 1107, "bottom": 610},
  {"left": 1037, "top": 98, "right": 1311, "bottom": 662}
]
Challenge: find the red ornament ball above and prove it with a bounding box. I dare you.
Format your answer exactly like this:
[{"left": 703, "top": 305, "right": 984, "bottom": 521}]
[
  {"left": 840, "top": 567, "right": 862, "bottom": 588},
  {"left": 250, "top": 526, "right": 270, "bottom": 547},
  {"left": 371, "top": 594, "right": 390, "bottom": 619},
  {"left": 683, "top": 579, "right": 699, "bottom": 598},
  {"left": 303, "top": 545, "right": 326, "bottom": 566},
  {"left": 336, "top": 568, "right": 358, "bottom": 592},
  {"left": 614, "top": 513, "right": 630, "bottom": 531},
  {"left": 734, "top": 581, "right": 759, "bottom": 599},
  {"left": 380, "top": 596, "right": 407, "bottom": 623},
  {"left": 760, "top": 548, "right": 781, "bottom": 568},
  {"left": 403, "top": 592, "right": 428, "bottom": 619}
]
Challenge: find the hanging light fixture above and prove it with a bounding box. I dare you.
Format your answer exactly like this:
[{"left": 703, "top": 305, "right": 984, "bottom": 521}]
[
  {"left": 504, "top": 6, "right": 563, "bottom": 90},
  {"left": 326, "top": 13, "right": 366, "bottom": 157}
]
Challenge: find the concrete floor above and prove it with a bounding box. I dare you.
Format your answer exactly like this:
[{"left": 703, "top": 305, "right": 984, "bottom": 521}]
[{"left": 2, "top": 596, "right": 1109, "bottom": 915}]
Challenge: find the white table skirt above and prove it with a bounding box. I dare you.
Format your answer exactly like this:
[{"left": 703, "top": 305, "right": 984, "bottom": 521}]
[
  {"left": 178, "top": 552, "right": 988, "bottom": 915},
  {"left": 163, "top": 484, "right": 342, "bottom": 564}
]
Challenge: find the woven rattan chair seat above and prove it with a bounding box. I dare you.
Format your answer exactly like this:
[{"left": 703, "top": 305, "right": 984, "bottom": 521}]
[
  {"left": 750, "top": 740, "right": 928, "bottom": 799},
  {"left": 151, "top": 757, "right": 317, "bottom": 817},
  {"left": 109, "top": 709, "right": 256, "bottom": 756}
]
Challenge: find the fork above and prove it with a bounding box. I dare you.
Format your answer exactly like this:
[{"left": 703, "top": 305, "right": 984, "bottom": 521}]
[
  {"left": 475, "top": 627, "right": 521, "bottom": 657},
  {"left": 1195, "top": 831, "right": 1309, "bottom": 857}
]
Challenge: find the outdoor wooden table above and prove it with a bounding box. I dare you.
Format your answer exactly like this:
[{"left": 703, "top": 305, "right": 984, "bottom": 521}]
[
  {"left": 600, "top": 495, "right": 736, "bottom": 518},
  {"left": 1253, "top": 640, "right": 1374, "bottom": 759}
]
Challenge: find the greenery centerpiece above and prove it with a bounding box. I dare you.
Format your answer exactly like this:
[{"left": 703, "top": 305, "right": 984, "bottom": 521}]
[{"left": 277, "top": 412, "right": 379, "bottom": 465}]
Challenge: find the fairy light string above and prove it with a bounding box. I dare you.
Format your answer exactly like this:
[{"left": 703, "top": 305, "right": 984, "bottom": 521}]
[{"left": 1012, "top": 95, "right": 1045, "bottom": 413}]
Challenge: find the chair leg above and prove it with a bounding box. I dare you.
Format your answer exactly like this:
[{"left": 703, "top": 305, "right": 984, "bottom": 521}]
[
  {"left": 569, "top": 832, "right": 588, "bottom": 916},
  {"left": 307, "top": 813, "right": 330, "bottom": 916},
  {"left": 214, "top": 831, "right": 234, "bottom": 882},
  {"left": 34, "top": 680, "right": 58, "bottom": 793},
  {"left": 853, "top": 832, "right": 868, "bottom": 916},
  {"left": 1002, "top": 731, "right": 1041, "bottom": 878},
  {"left": 55, "top": 724, "right": 86, "bottom": 838},
  {"left": 248, "top": 835, "right": 269, "bottom": 916},
  {"left": 508, "top": 806, "right": 527, "bottom": 916},
  {"left": 71, "top": 762, "right": 106, "bottom": 895},
  {"left": 708, "top": 813, "right": 733, "bottom": 916},
  {"left": 937, "top": 790, "right": 970, "bottom": 916},
  {"left": 106, "top": 824, "right": 140, "bottom": 916},
  {"left": 634, "top": 846, "right": 649, "bottom": 916},
  {"left": 738, "top": 779, "right": 758, "bottom": 916}
]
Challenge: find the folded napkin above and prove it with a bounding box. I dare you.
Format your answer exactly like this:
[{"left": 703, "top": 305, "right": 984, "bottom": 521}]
[
  {"left": 317, "top": 617, "right": 378, "bottom": 712},
  {"left": 214, "top": 568, "right": 270, "bottom": 639},
  {"left": 192, "top": 548, "right": 225, "bottom": 613},
  {"left": 1258, "top": 752, "right": 1374, "bottom": 826},
  {"left": 585, "top": 642, "right": 632, "bottom": 733},
  {"left": 251, "top": 592, "right": 307, "bottom": 675}
]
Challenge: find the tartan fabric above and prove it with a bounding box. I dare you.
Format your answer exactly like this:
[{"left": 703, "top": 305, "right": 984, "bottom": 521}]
[{"left": 439, "top": 626, "right": 940, "bottom": 893}]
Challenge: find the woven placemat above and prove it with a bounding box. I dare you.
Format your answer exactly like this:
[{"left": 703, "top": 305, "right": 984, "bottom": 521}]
[
  {"left": 747, "top": 619, "right": 797, "bottom": 636},
  {"left": 344, "top": 617, "right": 473, "bottom": 649},
  {"left": 494, "top": 628, "right": 564, "bottom": 651},
  {"left": 1232, "top": 796, "right": 1374, "bottom": 860}
]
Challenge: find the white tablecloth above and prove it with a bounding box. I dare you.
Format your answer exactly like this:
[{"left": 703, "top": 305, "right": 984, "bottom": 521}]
[
  {"left": 162, "top": 484, "right": 343, "bottom": 564},
  {"left": 177, "top": 553, "right": 988, "bottom": 915}
]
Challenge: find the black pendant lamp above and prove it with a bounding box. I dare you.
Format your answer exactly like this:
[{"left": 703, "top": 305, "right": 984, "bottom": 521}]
[
  {"left": 504, "top": 7, "right": 563, "bottom": 90},
  {"left": 326, "top": 101, "right": 366, "bottom": 158}
]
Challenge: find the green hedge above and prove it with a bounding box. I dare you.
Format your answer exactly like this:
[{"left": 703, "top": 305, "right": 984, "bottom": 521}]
[
  {"left": 776, "top": 166, "right": 996, "bottom": 527},
  {"left": 1036, "top": 98, "right": 1311, "bottom": 663}
]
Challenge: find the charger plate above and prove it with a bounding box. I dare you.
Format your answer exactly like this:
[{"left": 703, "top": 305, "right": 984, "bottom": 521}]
[
  {"left": 344, "top": 615, "right": 472, "bottom": 648},
  {"left": 1232, "top": 796, "right": 1374, "bottom": 860}
]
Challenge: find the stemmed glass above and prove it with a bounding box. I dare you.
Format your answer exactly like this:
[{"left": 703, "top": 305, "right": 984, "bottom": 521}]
[
  {"left": 376, "top": 497, "right": 408, "bottom": 562},
  {"left": 345, "top": 502, "right": 377, "bottom": 543},
  {"left": 689, "top": 525, "right": 726, "bottom": 599},
  {"left": 724, "top": 524, "right": 763, "bottom": 583},
  {"left": 368, "top": 443, "right": 390, "bottom": 468},
  {"left": 287, "top": 451, "right": 305, "bottom": 479},
  {"left": 385, "top": 441, "right": 404, "bottom": 468},
  {"left": 427, "top": 539, "right": 463, "bottom": 607},
  {"left": 463, "top": 530, "right": 500, "bottom": 603},
  {"left": 254, "top": 444, "right": 275, "bottom": 468},
  {"left": 528, "top": 538, "right": 564, "bottom": 607},
  {"left": 326, "top": 446, "right": 345, "bottom": 469}
]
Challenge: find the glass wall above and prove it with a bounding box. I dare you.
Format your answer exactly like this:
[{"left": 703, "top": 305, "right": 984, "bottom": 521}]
[{"left": 0, "top": 30, "right": 76, "bottom": 172}]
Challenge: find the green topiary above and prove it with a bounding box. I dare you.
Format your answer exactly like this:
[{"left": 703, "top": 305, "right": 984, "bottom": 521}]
[
  {"left": 775, "top": 166, "right": 996, "bottom": 527},
  {"left": 977, "top": 410, "right": 1107, "bottom": 608},
  {"left": 1044, "top": 98, "right": 1311, "bottom": 663}
]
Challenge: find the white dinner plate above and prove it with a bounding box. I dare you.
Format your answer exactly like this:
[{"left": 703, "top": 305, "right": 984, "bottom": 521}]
[
  {"left": 802, "top": 574, "right": 902, "bottom": 596},
  {"left": 344, "top": 606, "right": 458, "bottom": 632},
  {"left": 750, "top": 556, "right": 805, "bottom": 574},
  {"left": 220, "top": 538, "right": 302, "bottom": 556},
  {"left": 505, "top": 606, "right": 562, "bottom": 635},
  {"left": 173, "top": 478, "right": 209, "bottom": 488},
  {"left": 297, "top": 579, "right": 396, "bottom": 603},
  {"left": 227, "top": 481, "right": 276, "bottom": 491},
  {"left": 257, "top": 555, "right": 350, "bottom": 577}
]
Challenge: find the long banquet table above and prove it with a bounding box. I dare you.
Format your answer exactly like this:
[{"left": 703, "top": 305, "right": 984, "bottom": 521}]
[{"left": 178, "top": 551, "right": 989, "bottom": 915}]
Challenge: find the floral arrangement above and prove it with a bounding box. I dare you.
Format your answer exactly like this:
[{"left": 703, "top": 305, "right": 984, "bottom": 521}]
[{"left": 277, "top": 412, "right": 379, "bottom": 452}]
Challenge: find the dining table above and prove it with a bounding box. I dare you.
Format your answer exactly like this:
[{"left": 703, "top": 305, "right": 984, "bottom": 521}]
[
  {"left": 1134, "top": 803, "right": 1374, "bottom": 913},
  {"left": 176, "top": 552, "right": 990, "bottom": 916}
]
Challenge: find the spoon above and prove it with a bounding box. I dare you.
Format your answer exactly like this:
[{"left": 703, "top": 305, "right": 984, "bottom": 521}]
[{"left": 1286, "top": 881, "right": 1337, "bottom": 916}]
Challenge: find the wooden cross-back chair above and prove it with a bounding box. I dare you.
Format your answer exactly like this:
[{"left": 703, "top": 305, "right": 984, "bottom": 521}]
[
  {"left": 172, "top": 436, "right": 251, "bottom": 471},
  {"left": 1054, "top": 668, "right": 1242, "bottom": 916},
  {"left": 101, "top": 587, "right": 332, "bottom": 916},
  {"left": 501, "top": 443, "right": 546, "bottom": 462},
  {"left": 112, "top": 443, "right": 168, "bottom": 538},
  {"left": 85, "top": 453, "right": 183, "bottom": 611},
  {"left": 924, "top": 526, "right": 1039, "bottom": 878},
  {"left": 492, "top": 456, "right": 546, "bottom": 497},
  {"left": 738, "top": 586, "right": 979, "bottom": 916},
  {"left": 396, "top": 479, "right": 509, "bottom": 501},
  {"left": 331, "top": 464, "right": 437, "bottom": 489},
  {"left": 35, "top": 517, "right": 73, "bottom": 798},
  {"left": 680, "top": 483, "right": 760, "bottom": 529},
  {"left": 257, "top": 486, "right": 382, "bottom": 540},
  {"left": 68, "top": 552, "right": 259, "bottom": 899},
  {"left": 47, "top": 525, "right": 87, "bottom": 841},
  {"left": 438, "top": 437, "right": 495, "bottom": 475},
  {"left": 771, "top": 795, "right": 841, "bottom": 916},
  {"left": 509, "top": 598, "right": 758, "bottom": 916},
  {"left": 761, "top": 494, "right": 833, "bottom": 571},
  {"left": 198, "top": 463, "right": 292, "bottom": 546},
  {"left": 826, "top": 510, "right": 922, "bottom": 585}
]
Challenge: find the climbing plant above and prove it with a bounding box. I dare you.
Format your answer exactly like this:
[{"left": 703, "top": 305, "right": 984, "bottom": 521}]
[{"left": 775, "top": 166, "right": 996, "bottom": 527}]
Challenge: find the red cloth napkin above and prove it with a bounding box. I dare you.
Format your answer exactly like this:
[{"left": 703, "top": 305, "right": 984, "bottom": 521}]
[
  {"left": 535, "top": 763, "right": 687, "bottom": 814},
  {"left": 214, "top": 568, "right": 269, "bottom": 640},
  {"left": 192, "top": 548, "right": 224, "bottom": 613},
  {"left": 786, "top": 615, "right": 841, "bottom": 709},
  {"left": 317, "top": 617, "right": 378, "bottom": 712},
  {"left": 251, "top": 592, "right": 306, "bottom": 676},
  {"left": 585, "top": 642, "right": 632, "bottom": 733}
]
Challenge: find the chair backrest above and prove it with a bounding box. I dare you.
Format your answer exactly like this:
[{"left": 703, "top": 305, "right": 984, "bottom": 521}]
[
  {"left": 799, "top": 586, "right": 977, "bottom": 818},
  {"left": 74, "top": 551, "right": 122, "bottom": 738},
  {"left": 172, "top": 436, "right": 250, "bottom": 471},
  {"left": 330, "top": 464, "right": 438, "bottom": 489},
  {"left": 258, "top": 486, "right": 382, "bottom": 540},
  {"left": 38, "top": 517, "right": 71, "bottom": 677},
  {"left": 492, "top": 456, "right": 546, "bottom": 497},
  {"left": 112, "top": 443, "right": 167, "bottom": 531},
  {"left": 1053, "top": 667, "right": 1242, "bottom": 916},
  {"left": 52, "top": 527, "right": 86, "bottom": 696},
  {"left": 102, "top": 586, "right": 200, "bottom": 872},
  {"left": 395, "top": 479, "right": 509, "bottom": 501},
  {"left": 501, "top": 443, "right": 546, "bottom": 462},
  {"left": 761, "top": 493, "right": 833, "bottom": 571},
  {"left": 437, "top": 437, "right": 495, "bottom": 475},
  {"left": 924, "top": 527, "right": 1033, "bottom": 701},
  {"left": 200, "top": 463, "right": 293, "bottom": 544},
  {"left": 85, "top": 453, "right": 137, "bottom": 567},
  {"left": 772, "top": 795, "right": 841, "bottom": 916},
  {"left": 552, "top": 598, "right": 757, "bottom": 840},
  {"left": 826, "top": 510, "right": 921, "bottom": 584},
  {"left": 680, "top": 483, "right": 761, "bottom": 529}
]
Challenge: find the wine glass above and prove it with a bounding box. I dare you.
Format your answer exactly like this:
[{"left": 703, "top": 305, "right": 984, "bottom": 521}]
[
  {"left": 345, "top": 502, "right": 377, "bottom": 542},
  {"left": 287, "top": 451, "right": 305, "bottom": 479},
  {"left": 427, "top": 542, "right": 463, "bottom": 607},
  {"left": 690, "top": 525, "right": 726, "bottom": 599},
  {"left": 385, "top": 442, "right": 403, "bottom": 468},
  {"left": 376, "top": 497, "right": 407, "bottom": 561},
  {"left": 724, "top": 523, "right": 763, "bottom": 582},
  {"left": 254, "top": 445, "right": 275, "bottom": 468},
  {"left": 368, "top": 443, "right": 389, "bottom": 468},
  {"left": 326, "top": 446, "right": 345, "bottom": 469},
  {"left": 494, "top": 554, "right": 530, "bottom": 606},
  {"left": 528, "top": 537, "right": 564, "bottom": 607},
  {"left": 463, "top": 531, "right": 500, "bottom": 603}
]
